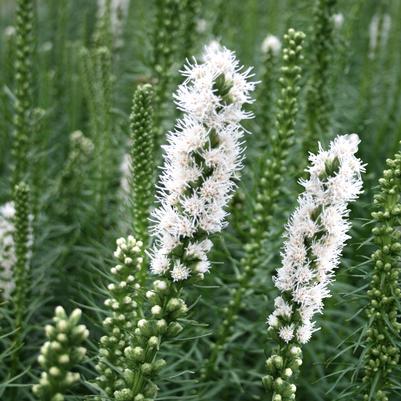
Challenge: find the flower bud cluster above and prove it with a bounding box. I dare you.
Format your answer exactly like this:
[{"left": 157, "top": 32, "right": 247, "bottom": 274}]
[
  {"left": 95, "top": 236, "right": 144, "bottom": 397},
  {"left": 113, "top": 279, "right": 188, "bottom": 401},
  {"left": 263, "top": 346, "right": 302, "bottom": 401},
  {"left": 32, "top": 306, "right": 89, "bottom": 401}
]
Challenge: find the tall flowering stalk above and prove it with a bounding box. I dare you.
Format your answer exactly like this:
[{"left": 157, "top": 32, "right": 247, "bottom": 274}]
[
  {"left": 304, "top": 0, "right": 337, "bottom": 155},
  {"left": 12, "top": 0, "right": 34, "bottom": 187},
  {"left": 128, "top": 84, "right": 155, "bottom": 250},
  {"left": 32, "top": 307, "right": 89, "bottom": 401},
  {"left": 203, "top": 29, "right": 304, "bottom": 379},
  {"left": 263, "top": 135, "right": 364, "bottom": 401},
  {"left": 102, "top": 43, "right": 255, "bottom": 401},
  {"left": 358, "top": 148, "right": 401, "bottom": 401}
]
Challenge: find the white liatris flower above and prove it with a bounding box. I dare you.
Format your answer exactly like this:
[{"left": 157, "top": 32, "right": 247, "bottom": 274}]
[
  {"left": 150, "top": 42, "right": 256, "bottom": 282},
  {"left": 0, "top": 202, "right": 33, "bottom": 298},
  {"left": 267, "top": 134, "right": 364, "bottom": 344},
  {"left": 261, "top": 34, "right": 282, "bottom": 55}
]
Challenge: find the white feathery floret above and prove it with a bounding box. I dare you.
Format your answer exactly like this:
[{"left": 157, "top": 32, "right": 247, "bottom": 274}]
[
  {"left": 279, "top": 324, "right": 295, "bottom": 343},
  {"left": 261, "top": 34, "right": 282, "bottom": 55},
  {"left": 267, "top": 134, "right": 364, "bottom": 344},
  {"left": 150, "top": 42, "right": 256, "bottom": 282}
]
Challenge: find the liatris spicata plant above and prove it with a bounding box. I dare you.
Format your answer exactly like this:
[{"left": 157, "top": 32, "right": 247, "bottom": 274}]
[
  {"left": 101, "top": 43, "right": 256, "bottom": 401},
  {"left": 128, "top": 84, "right": 155, "bottom": 249},
  {"left": 263, "top": 134, "right": 364, "bottom": 400},
  {"left": 94, "top": 236, "right": 144, "bottom": 399},
  {"left": 256, "top": 34, "right": 281, "bottom": 150},
  {"left": 32, "top": 307, "right": 89, "bottom": 401},
  {"left": 358, "top": 148, "right": 401, "bottom": 401},
  {"left": 202, "top": 29, "right": 304, "bottom": 379},
  {"left": 12, "top": 0, "right": 34, "bottom": 187},
  {"left": 304, "top": 0, "right": 337, "bottom": 155}
]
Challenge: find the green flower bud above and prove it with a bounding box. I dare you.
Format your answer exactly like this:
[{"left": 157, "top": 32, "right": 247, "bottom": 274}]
[
  {"left": 153, "top": 359, "right": 167, "bottom": 372},
  {"left": 166, "top": 321, "right": 183, "bottom": 337},
  {"left": 141, "top": 363, "right": 153, "bottom": 376},
  {"left": 148, "top": 336, "right": 160, "bottom": 349},
  {"left": 114, "top": 388, "right": 134, "bottom": 401}
]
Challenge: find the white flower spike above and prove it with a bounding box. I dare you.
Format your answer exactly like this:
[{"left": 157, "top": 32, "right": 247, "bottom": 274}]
[
  {"left": 267, "top": 134, "right": 365, "bottom": 344},
  {"left": 150, "top": 42, "right": 256, "bottom": 282}
]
